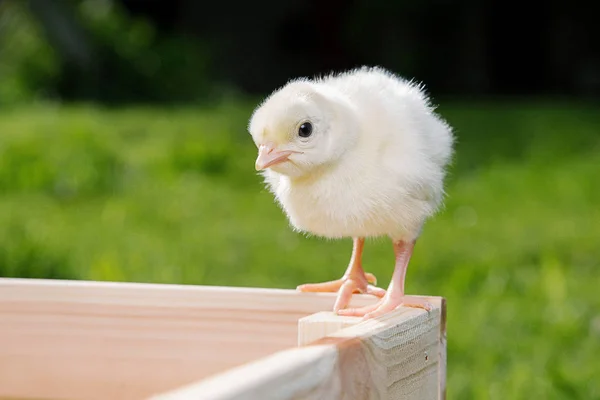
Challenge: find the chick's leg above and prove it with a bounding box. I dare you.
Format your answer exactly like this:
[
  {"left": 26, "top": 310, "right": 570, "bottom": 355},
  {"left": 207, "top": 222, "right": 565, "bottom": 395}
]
[
  {"left": 297, "top": 237, "right": 386, "bottom": 312},
  {"left": 337, "top": 239, "right": 432, "bottom": 319}
]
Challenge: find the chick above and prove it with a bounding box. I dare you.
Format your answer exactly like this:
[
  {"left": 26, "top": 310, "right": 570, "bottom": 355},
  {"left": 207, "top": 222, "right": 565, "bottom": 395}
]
[{"left": 248, "top": 66, "right": 454, "bottom": 319}]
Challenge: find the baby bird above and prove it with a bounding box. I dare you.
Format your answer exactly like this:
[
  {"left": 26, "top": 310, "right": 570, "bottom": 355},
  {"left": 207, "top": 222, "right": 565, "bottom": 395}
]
[{"left": 248, "top": 66, "right": 454, "bottom": 319}]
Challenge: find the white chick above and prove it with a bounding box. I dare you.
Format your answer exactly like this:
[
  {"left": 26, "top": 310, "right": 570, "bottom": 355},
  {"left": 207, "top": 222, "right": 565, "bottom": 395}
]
[{"left": 248, "top": 66, "right": 454, "bottom": 319}]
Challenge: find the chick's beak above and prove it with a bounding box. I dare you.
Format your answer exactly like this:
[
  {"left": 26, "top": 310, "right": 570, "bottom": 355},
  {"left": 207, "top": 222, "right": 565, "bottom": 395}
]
[{"left": 255, "top": 144, "right": 293, "bottom": 171}]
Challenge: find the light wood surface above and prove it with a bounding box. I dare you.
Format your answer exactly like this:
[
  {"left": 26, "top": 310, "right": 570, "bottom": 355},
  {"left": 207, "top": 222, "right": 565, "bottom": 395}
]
[
  {"left": 0, "top": 278, "right": 377, "bottom": 400},
  {"left": 298, "top": 311, "right": 362, "bottom": 346},
  {"left": 154, "top": 296, "right": 447, "bottom": 400}
]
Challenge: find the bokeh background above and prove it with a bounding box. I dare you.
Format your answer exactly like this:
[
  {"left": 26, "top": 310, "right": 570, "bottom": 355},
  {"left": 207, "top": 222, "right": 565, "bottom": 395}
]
[{"left": 1, "top": 0, "right": 599, "bottom": 398}]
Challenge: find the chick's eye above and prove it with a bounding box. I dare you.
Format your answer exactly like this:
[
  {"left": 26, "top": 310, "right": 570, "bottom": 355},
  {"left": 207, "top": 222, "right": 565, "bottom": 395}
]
[{"left": 298, "top": 122, "right": 313, "bottom": 138}]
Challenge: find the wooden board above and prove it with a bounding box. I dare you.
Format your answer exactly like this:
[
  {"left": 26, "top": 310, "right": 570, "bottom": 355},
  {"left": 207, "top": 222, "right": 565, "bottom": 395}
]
[
  {"left": 0, "top": 278, "right": 378, "bottom": 400},
  {"left": 153, "top": 297, "right": 446, "bottom": 400}
]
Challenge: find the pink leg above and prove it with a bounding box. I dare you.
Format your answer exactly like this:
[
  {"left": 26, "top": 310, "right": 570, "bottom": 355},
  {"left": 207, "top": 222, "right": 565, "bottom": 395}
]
[
  {"left": 297, "top": 238, "right": 386, "bottom": 312},
  {"left": 337, "top": 239, "right": 432, "bottom": 319}
]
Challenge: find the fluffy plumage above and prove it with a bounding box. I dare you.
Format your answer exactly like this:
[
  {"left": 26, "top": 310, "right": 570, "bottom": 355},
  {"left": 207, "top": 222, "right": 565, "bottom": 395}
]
[{"left": 248, "top": 66, "right": 454, "bottom": 318}]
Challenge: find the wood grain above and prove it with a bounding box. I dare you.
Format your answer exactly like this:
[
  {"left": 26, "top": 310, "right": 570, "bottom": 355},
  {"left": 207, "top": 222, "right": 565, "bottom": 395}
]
[
  {"left": 310, "top": 297, "right": 446, "bottom": 400},
  {"left": 0, "top": 278, "right": 377, "bottom": 400},
  {"left": 155, "top": 296, "right": 446, "bottom": 400}
]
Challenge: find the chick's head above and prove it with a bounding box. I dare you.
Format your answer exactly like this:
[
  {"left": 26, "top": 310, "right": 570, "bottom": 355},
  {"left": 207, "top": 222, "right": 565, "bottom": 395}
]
[{"left": 248, "top": 80, "right": 358, "bottom": 178}]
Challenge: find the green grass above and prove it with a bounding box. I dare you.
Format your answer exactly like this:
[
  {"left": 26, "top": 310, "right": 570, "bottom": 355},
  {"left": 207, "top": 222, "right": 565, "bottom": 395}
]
[{"left": 0, "top": 100, "right": 599, "bottom": 399}]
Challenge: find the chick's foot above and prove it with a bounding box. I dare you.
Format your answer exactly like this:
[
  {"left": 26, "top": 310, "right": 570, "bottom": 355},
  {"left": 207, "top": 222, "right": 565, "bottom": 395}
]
[
  {"left": 337, "top": 293, "right": 432, "bottom": 319},
  {"left": 297, "top": 237, "right": 386, "bottom": 312},
  {"left": 297, "top": 272, "right": 386, "bottom": 312}
]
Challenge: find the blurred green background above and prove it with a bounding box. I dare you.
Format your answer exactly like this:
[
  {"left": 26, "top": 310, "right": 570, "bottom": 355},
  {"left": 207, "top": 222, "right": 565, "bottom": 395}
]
[{"left": 1, "top": 1, "right": 599, "bottom": 399}]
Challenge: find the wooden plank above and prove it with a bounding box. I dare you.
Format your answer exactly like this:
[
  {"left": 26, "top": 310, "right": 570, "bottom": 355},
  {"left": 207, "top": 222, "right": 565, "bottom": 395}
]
[
  {"left": 152, "top": 296, "right": 446, "bottom": 400},
  {"left": 150, "top": 345, "right": 341, "bottom": 400},
  {"left": 0, "top": 278, "right": 377, "bottom": 400},
  {"left": 309, "top": 297, "right": 446, "bottom": 400}
]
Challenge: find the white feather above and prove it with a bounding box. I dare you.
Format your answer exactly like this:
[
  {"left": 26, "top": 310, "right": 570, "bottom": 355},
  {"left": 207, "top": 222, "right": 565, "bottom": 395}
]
[{"left": 248, "top": 66, "right": 454, "bottom": 242}]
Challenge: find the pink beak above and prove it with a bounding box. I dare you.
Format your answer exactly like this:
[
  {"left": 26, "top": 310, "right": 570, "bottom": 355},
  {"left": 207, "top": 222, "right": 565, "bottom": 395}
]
[{"left": 255, "top": 144, "right": 294, "bottom": 171}]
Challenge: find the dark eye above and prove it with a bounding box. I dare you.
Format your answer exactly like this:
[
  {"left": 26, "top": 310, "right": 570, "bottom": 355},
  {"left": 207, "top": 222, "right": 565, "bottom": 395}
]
[{"left": 298, "top": 122, "right": 313, "bottom": 138}]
